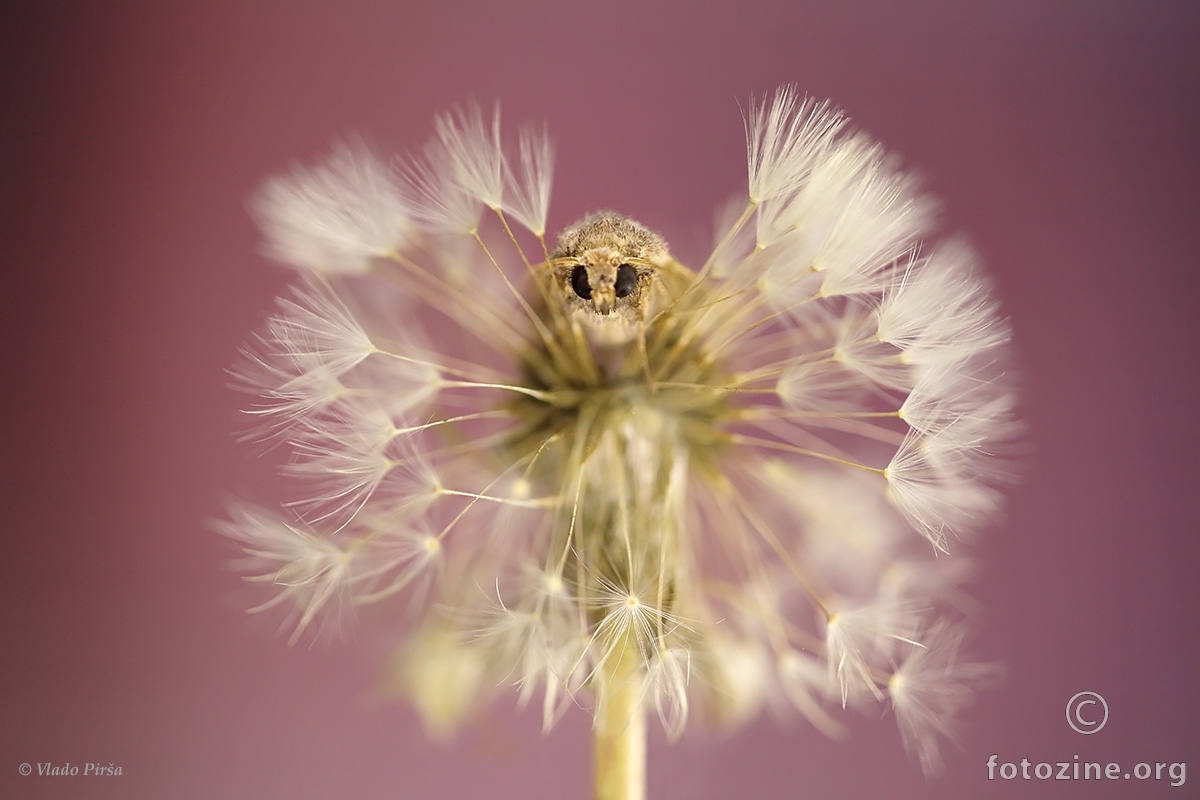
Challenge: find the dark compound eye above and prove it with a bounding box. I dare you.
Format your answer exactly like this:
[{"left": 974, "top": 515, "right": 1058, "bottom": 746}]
[
  {"left": 614, "top": 264, "right": 637, "bottom": 298},
  {"left": 570, "top": 265, "right": 592, "bottom": 299}
]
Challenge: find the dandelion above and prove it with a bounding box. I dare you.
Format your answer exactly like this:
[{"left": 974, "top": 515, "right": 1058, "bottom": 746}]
[
  {"left": 218, "top": 87, "right": 1018, "bottom": 799},
  {"left": 887, "top": 622, "right": 1001, "bottom": 776}
]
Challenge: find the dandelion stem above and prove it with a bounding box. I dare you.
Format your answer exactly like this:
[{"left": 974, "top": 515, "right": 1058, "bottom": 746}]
[
  {"left": 471, "top": 230, "right": 576, "bottom": 371},
  {"left": 729, "top": 433, "right": 887, "bottom": 475},
  {"left": 433, "top": 488, "right": 556, "bottom": 508},
  {"left": 701, "top": 199, "right": 756, "bottom": 279},
  {"left": 437, "top": 379, "right": 568, "bottom": 404},
  {"left": 593, "top": 630, "right": 647, "bottom": 800},
  {"left": 494, "top": 207, "right": 533, "bottom": 270},
  {"left": 645, "top": 199, "right": 756, "bottom": 331},
  {"left": 381, "top": 251, "right": 526, "bottom": 352}
]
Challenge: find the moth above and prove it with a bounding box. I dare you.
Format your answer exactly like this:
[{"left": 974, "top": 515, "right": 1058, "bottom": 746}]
[{"left": 547, "top": 211, "right": 685, "bottom": 348}]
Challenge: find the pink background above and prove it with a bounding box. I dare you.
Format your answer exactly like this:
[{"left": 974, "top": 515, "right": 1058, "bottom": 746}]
[{"left": 3, "top": 3, "right": 1196, "bottom": 798}]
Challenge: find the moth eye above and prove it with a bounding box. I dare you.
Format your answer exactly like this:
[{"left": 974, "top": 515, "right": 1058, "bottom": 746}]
[
  {"left": 614, "top": 264, "right": 637, "bottom": 299},
  {"left": 570, "top": 265, "right": 592, "bottom": 299}
]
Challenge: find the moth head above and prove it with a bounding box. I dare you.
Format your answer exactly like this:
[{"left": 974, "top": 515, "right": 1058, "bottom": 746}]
[
  {"left": 559, "top": 255, "right": 644, "bottom": 316},
  {"left": 549, "top": 211, "right": 668, "bottom": 319}
]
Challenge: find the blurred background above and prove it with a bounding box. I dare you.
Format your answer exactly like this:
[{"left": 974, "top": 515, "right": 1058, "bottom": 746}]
[{"left": 2, "top": 2, "right": 1196, "bottom": 798}]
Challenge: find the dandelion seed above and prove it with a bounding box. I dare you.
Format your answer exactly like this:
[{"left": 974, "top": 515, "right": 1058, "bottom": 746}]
[
  {"left": 353, "top": 524, "right": 445, "bottom": 607},
  {"left": 824, "top": 604, "right": 922, "bottom": 708},
  {"left": 877, "top": 239, "right": 1008, "bottom": 363},
  {"left": 776, "top": 649, "right": 843, "bottom": 737},
  {"left": 887, "top": 622, "right": 1001, "bottom": 776},
  {"left": 746, "top": 87, "right": 844, "bottom": 205},
  {"left": 219, "top": 86, "right": 1019, "bottom": 798},
  {"left": 398, "top": 145, "right": 484, "bottom": 235},
  {"left": 431, "top": 102, "right": 505, "bottom": 211},
  {"left": 214, "top": 504, "right": 356, "bottom": 644},
  {"left": 697, "top": 632, "right": 769, "bottom": 728},
  {"left": 644, "top": 646, "right": 691, "bottom": 741},
  {"left": 252, "top": 139, "right": 410, "bottom": 274},
  {"left": 399, "top": 623, "right": 491, "bottom": 739},
  {"left": 503, "top": 124, "right": 554, "bottom": 237},
  {"left": 252, "top": 280, "right": 378, "bottom": 378},
  {"left": 482, "top": 567, "right": 588, "bottom": 732}
]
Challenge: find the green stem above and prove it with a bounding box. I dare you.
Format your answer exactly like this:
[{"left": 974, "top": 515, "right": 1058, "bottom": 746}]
[{"left": 593, "top": 633, "right": 647, "bottom": 800}]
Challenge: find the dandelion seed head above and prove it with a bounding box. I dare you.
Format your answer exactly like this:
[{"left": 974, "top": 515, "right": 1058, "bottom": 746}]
[{"left": 220, "top": 86, "right": 1019, "bottom": 776}]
